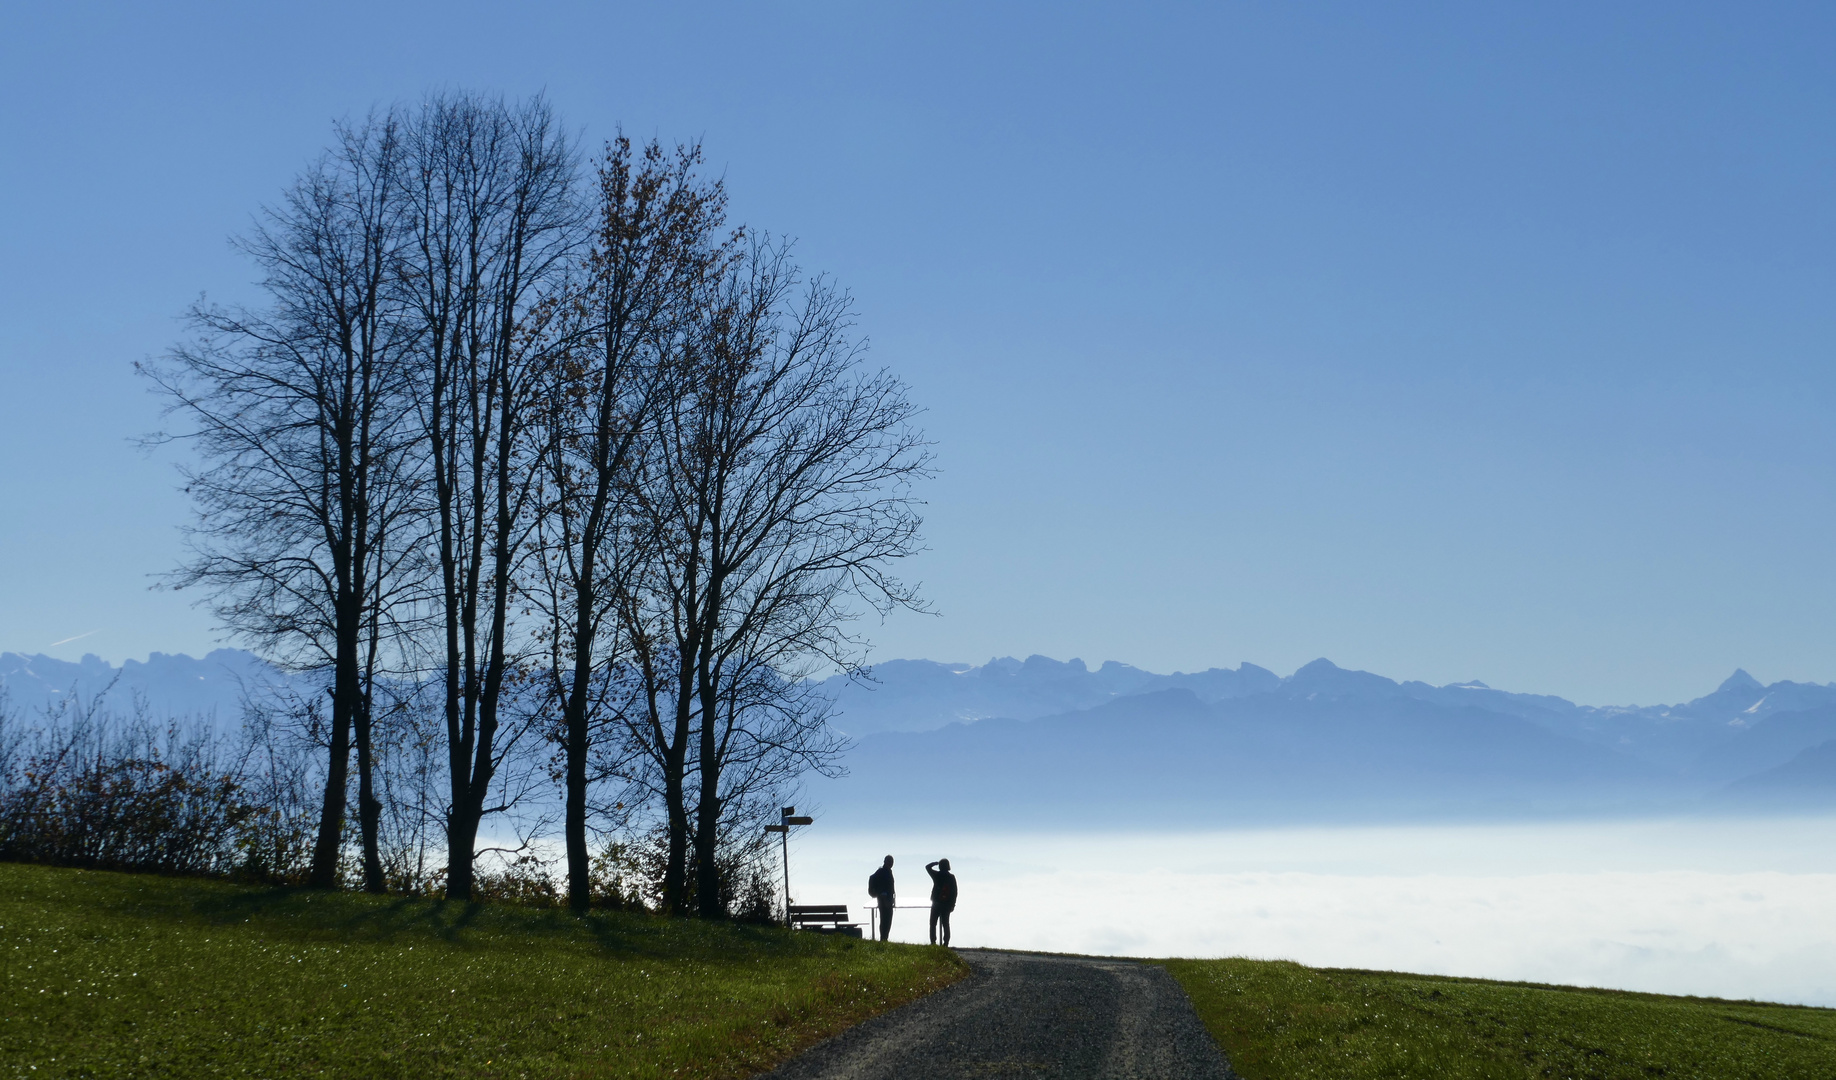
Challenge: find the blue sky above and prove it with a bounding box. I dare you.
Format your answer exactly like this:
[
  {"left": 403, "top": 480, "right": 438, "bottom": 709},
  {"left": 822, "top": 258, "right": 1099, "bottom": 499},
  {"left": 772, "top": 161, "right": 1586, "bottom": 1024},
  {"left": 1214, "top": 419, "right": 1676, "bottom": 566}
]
[{"left": 1, "top": 2, "right": 1832, "bottom": 704}]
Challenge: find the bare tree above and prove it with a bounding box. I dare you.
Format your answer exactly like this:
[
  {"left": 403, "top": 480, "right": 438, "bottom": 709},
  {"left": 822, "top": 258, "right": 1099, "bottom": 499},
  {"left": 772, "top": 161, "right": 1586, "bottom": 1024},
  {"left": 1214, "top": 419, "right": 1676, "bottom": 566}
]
[
  {"left": 143, "top": 114, "right": 422, "bottom": 891},
  {"left": 636, "top": 238, "right": 931, "bottom": 916},
  {"left": 612, "top": 557, "right": 698, "bottom": 913},
  {"left": 529, "top": 137, "right": 733, "bottom": 911},
  {"left": 398, "top": 92, "right": 579, "bottom": 901},
  {"left": 146, "top": 91, "right": 931, "bottom": 914}
]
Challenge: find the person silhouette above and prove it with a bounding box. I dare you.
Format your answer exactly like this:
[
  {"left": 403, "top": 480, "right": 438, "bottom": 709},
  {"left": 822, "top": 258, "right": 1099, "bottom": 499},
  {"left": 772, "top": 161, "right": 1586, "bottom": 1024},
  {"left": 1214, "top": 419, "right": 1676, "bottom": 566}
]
[
  {"left": 925, "top": 858, "right": 957, "bottom": 946},
  {"left": 867, "top": 855, "right": 896, "bottom": 941}
]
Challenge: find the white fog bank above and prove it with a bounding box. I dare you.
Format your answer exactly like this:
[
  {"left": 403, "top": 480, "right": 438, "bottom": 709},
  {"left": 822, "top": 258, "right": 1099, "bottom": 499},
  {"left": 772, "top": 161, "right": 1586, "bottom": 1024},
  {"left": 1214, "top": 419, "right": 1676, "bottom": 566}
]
[{"left": 780, "top": 816, "right": 1836, "bottom": 1007}]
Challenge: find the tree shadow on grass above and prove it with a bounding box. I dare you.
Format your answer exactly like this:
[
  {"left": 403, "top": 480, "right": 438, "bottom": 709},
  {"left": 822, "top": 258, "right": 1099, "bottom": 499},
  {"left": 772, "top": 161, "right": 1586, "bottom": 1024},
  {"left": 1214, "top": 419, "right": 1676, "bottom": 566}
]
[
  {"left": 182, "top": 886, "right": 515, "bottom": 944},
  {"left": 177, "top": 879, "right": 809, "bottom": 960},
  {"left": 11, "top": 862, "right": 869, "bottom": 963}
]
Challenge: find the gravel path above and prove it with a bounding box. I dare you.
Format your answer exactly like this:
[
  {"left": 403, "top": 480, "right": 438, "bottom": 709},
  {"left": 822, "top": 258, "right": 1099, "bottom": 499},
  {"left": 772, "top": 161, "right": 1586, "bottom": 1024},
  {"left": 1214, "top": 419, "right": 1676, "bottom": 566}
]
[{"left": 761, "top": 949, "right": 1240, "bottom": 1080}]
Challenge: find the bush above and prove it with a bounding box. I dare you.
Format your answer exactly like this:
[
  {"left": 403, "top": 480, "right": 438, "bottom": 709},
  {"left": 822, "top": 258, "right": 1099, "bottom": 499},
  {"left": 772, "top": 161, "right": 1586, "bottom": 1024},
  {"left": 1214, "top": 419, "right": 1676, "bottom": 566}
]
[
  {"left": 472, "top": 853, "right": 562, "bottom": 907},
  {"left": 608, "top": 822, "right": 782, "bottom": 919},
  {"left": 0, "top": 688, "right": 793, "bottom": 914},
  {"left": 0, "top": 691, "right": 313, "bottom": 882},
  {"left": 0, "top": 703, "right": 248, "bottom": 875},
  {"left": 588, "top": 839, "right": 650, "bottom": 910}
]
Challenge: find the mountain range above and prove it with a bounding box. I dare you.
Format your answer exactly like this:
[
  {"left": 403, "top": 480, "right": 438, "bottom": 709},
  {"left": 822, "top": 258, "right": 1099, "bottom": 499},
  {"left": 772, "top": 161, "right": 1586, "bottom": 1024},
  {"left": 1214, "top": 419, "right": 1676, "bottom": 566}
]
[
  {"left": 0, "top": 649, "right": 282, "bottom": 727},
  {"left": 6, "top": 649, "right": 1833, "bottom": 822},
  {"left": 809, "top": 655, "right": 1836, "bottom": 823}
]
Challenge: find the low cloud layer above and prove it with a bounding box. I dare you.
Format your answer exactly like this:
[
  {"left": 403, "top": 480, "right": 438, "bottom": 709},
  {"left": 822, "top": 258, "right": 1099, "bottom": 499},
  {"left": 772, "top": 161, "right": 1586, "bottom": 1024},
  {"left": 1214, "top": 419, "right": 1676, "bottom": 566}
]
[{"left": 789, "top": 816, "right": 1836, "bottom": 1007}]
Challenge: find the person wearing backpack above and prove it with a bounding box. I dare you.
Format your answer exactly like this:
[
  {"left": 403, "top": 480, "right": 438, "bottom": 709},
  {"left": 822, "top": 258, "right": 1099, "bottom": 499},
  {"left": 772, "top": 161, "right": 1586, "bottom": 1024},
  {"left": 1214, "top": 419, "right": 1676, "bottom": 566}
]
[
  {"left": 925, "top": 858, "right": 957, "bottom": 946},
  {"left": 867, "top": 855, "right": 896, "bottom": 941}
]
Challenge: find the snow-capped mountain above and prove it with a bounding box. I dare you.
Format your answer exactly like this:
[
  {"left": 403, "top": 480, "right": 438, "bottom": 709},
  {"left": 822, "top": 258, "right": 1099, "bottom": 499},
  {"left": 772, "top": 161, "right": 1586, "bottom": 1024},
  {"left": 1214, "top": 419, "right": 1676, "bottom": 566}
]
[
  {"left": 807, "top": 656, "right": 1836, "bottom": 822},
  {"left": 0, "top": 649, "right": 291, "bottom": 727}
]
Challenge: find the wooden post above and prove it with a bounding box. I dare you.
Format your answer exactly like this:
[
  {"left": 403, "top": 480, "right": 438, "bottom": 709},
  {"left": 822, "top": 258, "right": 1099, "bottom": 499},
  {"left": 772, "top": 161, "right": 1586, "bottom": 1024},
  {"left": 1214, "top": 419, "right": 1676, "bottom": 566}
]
[{"left": 767, "top": 808, "right": 814, "bottom": 928}]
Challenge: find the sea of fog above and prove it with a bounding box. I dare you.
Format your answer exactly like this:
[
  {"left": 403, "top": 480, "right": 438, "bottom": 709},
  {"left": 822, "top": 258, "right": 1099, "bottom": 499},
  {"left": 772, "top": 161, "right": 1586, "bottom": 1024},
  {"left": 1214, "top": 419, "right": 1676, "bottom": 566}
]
[{"left": 774, "top": 816, "right": 1836, "bottom": 1007}]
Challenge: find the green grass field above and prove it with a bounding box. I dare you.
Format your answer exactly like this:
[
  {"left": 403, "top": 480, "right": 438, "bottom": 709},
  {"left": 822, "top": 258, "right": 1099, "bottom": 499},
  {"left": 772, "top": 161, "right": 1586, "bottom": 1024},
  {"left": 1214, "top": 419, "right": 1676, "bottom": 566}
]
[
  {"left": 12, "top": 862, "right": 1834, "bottom": 1080},
  {"left": 1164, "top": 957, "right": 1836, "bottom": 1080},
  {"left": 0, "top": 862, "right": 966, "bottom": 1079}
]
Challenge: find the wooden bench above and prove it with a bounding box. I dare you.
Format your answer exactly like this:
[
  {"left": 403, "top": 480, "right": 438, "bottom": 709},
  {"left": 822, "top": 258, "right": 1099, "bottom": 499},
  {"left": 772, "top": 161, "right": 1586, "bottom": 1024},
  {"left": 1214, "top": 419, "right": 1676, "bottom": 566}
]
[{"left": 788, "top": 904, "right": 862, "bottom": 936}]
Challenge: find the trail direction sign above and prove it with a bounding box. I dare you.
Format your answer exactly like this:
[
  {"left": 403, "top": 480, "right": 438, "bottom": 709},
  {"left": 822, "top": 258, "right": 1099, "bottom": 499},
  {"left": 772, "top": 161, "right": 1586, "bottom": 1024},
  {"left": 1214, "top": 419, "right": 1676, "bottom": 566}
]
[{"left": 765, "top": 806, "right": 814, "bottom": 923}]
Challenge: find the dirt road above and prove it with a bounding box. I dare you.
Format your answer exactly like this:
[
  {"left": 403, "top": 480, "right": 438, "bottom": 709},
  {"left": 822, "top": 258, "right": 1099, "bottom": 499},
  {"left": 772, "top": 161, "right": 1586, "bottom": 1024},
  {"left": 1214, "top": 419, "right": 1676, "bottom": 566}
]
[{"left": 762, "top": 948, "right": 1239, "bottom": 1080}]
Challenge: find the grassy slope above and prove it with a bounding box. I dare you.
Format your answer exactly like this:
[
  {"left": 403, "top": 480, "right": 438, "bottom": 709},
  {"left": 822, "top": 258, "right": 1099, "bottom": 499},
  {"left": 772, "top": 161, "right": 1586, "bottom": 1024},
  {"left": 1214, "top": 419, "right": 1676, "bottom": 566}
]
[
  {"left": 0, "top": 863, "right": 966, "bottom": 1079},
  {"left": 1164, "top": 958, "right": 1836, "bottom": 1080}
]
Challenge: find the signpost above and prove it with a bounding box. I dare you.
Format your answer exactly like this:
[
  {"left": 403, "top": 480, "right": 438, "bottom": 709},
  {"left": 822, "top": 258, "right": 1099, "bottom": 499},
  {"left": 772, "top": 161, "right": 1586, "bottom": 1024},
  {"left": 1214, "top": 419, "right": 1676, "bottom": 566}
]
[{"left": 764, "top": 806, "right": 814, "bottom": 925}]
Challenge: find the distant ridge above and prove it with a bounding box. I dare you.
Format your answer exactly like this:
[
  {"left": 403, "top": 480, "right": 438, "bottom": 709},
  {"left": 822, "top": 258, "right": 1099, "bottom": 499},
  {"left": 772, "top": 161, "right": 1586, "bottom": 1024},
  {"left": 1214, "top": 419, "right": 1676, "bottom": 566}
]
[
  {"left": 816, "top": 655, "right": 1279, "bottom": 736},
  {"left": 810, "top": 656, "right": 1836, "bottom": 824},
  {"left": 9, "top": 649, "right": 1834, "bottom": 819},
  {"left": 0, "top": 649, "right": 290, "bottom": 728},
  {"left": 821, "top": 654, "right": 1836, "bottom": 762},
  {"left": 1713, "top": 739, "right": 1836, "bottom": 809}
]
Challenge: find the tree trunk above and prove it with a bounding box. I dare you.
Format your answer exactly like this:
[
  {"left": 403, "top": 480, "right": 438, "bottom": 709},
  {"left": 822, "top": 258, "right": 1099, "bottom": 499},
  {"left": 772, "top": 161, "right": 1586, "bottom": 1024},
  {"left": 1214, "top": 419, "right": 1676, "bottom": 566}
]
[
  {"left": 693, "top": 639, "right": 724, "bottom": 918},
  {"left": 561, "top": 479, "right": 608, "bottom": 911},
  {"left": 446, "top": 797, "right": 480, "bottom": 900},
  {"left": 662, "top": 759, "right": 689, "bottom": 914},
  {"left": 307, "top": 693, "right": 350, "bottom": 889},
  {"left": 354, "top": 693, "right": 385, "bottom": 892},
  {"left": 442, "top": 609, "right": 470, "bottom": 900},
  {"left": 563, "top": 605, "right": 594, "bottom": 910},
  {"left": 661, "top": 647, "right": 697, "bottom": 913}
]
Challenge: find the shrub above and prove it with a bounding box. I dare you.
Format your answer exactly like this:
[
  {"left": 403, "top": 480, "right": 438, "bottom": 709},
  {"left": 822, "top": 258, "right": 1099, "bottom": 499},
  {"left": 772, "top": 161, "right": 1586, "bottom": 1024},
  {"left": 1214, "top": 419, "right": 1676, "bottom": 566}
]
[
  {"left": 0, "top": 691, "right": 312, "bottom": 882},
  {"left": 473, "top": 853, "right": 562, "bottom": 907},
  {"left": 0, "top": 703, "right": 248, "bottom": 875}
]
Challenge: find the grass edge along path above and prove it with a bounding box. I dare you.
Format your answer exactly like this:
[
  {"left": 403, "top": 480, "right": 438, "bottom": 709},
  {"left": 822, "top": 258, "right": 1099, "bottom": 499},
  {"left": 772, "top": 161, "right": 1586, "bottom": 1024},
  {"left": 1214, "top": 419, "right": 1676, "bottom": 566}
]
[
  {"left": 1, "top": 862, "right": 968, "bottom": 1079},
  {"left": 1164, "top": 956, "right": 1836, "bottom": 1080}
]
